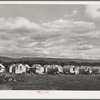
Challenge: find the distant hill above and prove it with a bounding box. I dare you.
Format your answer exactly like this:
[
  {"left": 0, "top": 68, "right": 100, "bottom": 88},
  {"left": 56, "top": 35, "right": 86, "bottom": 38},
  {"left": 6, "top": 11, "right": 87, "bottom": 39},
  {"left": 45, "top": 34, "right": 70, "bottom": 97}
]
[
  {"left": 0, "top": 56, "right": 100, "bottom": 63},
  {"left": 20, "top": 57, "right": 100, "bottom": 63},
  {"left": 0, "top": 56, "right": 14, "bottom": 61},
  {"left": 0, "top": 56, "right": 100, "bottom": 69}
]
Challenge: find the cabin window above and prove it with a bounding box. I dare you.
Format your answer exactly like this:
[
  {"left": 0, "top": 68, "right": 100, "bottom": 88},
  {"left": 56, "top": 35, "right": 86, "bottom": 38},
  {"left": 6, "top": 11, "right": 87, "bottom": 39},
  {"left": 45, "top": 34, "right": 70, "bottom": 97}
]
[
  {"left": 20, "top": 66, "right": 22, "bottom": 70},
  {"left": 73, "top": 67, "right": 75, "bottom": 71}
]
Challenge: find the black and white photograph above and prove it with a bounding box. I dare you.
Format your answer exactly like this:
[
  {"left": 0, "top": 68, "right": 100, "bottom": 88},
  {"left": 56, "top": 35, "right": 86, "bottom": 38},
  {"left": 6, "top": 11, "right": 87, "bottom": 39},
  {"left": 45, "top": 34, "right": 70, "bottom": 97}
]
[{"left": 0, "top": 1, "right": 100, "bottom": 91}]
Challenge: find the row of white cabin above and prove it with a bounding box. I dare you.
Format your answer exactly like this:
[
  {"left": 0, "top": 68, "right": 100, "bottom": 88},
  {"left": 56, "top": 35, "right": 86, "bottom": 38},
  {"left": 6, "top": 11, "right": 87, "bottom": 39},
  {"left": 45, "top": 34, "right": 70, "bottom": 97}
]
[{"left": 0, "top": 63, "right": 100, "bottom": 74}]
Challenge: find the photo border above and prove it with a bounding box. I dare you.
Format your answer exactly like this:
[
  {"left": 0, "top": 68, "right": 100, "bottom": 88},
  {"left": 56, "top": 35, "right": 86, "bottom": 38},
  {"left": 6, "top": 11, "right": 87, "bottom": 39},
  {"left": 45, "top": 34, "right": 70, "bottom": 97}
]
[{"left": 0, "top": 0, "right": 100, "bottom": 99}]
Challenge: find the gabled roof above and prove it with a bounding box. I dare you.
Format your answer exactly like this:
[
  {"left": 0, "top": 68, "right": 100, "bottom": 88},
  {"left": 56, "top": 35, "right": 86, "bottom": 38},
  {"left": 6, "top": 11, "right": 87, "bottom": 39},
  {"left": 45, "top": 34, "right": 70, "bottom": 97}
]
[
  {"left": 51, "top": 65, "right": 62, "bottom": 67},
  {"left": 0, "top": 63, "right": 5, "bottom": 68},
  {"left": 24, "top": 64, "right": 30, "bottom": 68},
  {"left": 13, "top": 63, "right": 25, "bottom": 68},
  {"left": 8, "top": 64, "right": 15, "bottom": 68}
]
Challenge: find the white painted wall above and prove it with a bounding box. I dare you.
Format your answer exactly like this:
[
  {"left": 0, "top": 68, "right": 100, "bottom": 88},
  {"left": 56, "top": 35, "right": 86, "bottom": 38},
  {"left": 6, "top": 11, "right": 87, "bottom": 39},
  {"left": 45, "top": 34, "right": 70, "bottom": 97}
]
[
  {"left": 15, "top": 64, "right": 26, "bottom": 74},
  {"left": 75, "top": 67, "right": 79, "bottom": 74},
  {"left": 70, "top": 66, "right": 75, "bottom": 73},
  {"left": 9, "top": 64, "right": 15, "bottom": 73}
]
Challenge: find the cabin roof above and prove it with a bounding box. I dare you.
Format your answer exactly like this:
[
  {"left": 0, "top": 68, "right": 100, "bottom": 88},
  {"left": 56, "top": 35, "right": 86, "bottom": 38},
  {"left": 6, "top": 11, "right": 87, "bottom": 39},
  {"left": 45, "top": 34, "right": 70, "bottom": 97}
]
[
  {"left": 12, "top": 63, "right": 24, "bottom": 68},
  {"left": 0, "top": 64, "right": 5, "bottom": 68},
  {"left": 8, "top": 64, "right": 15, "bottom": 67}
]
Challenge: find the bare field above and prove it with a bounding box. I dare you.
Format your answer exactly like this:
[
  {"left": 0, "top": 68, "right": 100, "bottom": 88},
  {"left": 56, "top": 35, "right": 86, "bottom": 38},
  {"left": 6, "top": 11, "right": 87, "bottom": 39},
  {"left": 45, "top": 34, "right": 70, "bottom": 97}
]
[{"left": 1, "top": 74, "right": 100, "bottom": 90}]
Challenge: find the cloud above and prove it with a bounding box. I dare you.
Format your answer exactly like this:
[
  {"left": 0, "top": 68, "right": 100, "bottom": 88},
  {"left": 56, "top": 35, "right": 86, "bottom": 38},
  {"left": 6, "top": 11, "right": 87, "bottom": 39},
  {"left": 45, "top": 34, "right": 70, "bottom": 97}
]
[
  {"left": 64, "top": 10, "right": 78, "bottom": 18},
  {"left": 76, "top": 43, "right": 94, "bottom": 50},
  {"left": 85, "top": 5, "right": 100, "bottom": 20},
  {"left": 0, "top": 17, "right": 40, "bottom": 32},
  {"left": 42, "top": 19, "right": 95, "bottom": 33},
  {"left": 0, "top": 17, "right": 100, "bottom": 59}
]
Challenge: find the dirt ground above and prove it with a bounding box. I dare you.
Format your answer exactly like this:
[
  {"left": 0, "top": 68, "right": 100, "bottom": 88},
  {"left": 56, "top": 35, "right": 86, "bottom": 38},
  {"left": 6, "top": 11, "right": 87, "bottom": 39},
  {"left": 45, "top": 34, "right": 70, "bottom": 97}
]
[{"left": 0, "top": 73, "right": 100, "bottom": 90}]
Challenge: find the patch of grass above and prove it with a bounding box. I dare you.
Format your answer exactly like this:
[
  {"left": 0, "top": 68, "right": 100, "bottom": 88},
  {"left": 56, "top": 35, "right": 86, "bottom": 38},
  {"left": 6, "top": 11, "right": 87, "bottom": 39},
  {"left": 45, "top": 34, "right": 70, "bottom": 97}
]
[{"left": 1, "top": 74, "right": 100, "bottom": 90}]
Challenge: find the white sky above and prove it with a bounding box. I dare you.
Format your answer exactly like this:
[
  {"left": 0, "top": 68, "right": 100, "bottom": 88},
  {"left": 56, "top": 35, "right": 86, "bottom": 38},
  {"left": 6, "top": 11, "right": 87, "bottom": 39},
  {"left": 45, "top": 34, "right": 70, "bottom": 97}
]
[{"left": 0, "top": 4, "right": 100, "bottom": 59}]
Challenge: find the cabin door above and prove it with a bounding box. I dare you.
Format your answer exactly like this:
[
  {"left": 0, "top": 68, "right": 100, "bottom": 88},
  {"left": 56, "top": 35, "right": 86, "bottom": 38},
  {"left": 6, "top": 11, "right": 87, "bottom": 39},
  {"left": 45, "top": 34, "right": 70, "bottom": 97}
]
[{"left": 12, "top": 67, "right": 15, "bottom": 74}]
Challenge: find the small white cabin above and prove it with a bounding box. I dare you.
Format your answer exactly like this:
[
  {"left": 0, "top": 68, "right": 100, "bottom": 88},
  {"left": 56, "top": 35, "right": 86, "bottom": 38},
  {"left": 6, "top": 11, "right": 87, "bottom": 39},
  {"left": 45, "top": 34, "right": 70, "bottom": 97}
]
[
  {"left": 75, "top": 66, "right": 79, "bottom": 74},
  {"left": 51, "top": 65, "right": 63, "bottom": 73},
  {"left": 85, "top": 66, "right": 92, "bottom": 74},
  {"left": 31, "top": 64, "right": 44, "bottom": 74},
  {"left": 43, "top": 65, "right": 51, "bottom": 73},
  {"left": 57, "top": 65, "right": 63, "bottom": 73},
  {"left": 63, "top": 65, "right": 79, "bottom": 74},
  {"left": 12, "top": 64, "right": 26, "bottom": 74},
  {"left": 9, "top": 64, "right": 16, "bottom": 73},
  {"left": 0, "top": 64, "right": 5, "bottom": 72},
  {"left": 24, "top": 64, "right": 30, "bottom": 71},
  {"left": 70, "top": 65, "right": 75, "bottom": 74},
  {"left": 70, "top": 65, "right": 79, "bottom": 74},
  {"left": 36, "top": 66, "right": 44, "bottom": 74}
]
